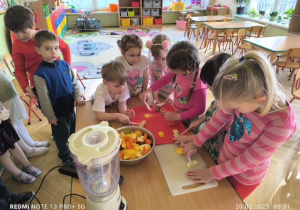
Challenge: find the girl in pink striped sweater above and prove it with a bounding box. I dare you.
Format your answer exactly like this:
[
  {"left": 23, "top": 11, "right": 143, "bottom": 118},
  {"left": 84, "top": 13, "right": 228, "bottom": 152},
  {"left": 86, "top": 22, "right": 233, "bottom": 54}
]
[{"left": 182, "top": 51, "right": 297, "bottom": 199}]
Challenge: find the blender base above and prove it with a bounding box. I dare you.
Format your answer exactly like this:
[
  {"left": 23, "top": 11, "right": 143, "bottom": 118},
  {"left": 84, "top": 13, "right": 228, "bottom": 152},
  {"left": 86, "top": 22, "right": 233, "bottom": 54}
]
[{"left": 121, "top": 196, "right": 127, "bottom": 210}]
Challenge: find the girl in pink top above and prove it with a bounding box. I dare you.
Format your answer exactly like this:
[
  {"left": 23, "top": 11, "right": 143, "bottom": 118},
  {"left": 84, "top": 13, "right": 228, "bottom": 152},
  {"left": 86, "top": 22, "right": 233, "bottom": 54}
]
[
  {"left": 182, "top": 51, "right": 297, "bottom": 199},
  {"left": 139, "top": 41, "right": 207, "bottom": 122},
  {"left": 146, "top": 34, "right": 174, "bottom": 104}
]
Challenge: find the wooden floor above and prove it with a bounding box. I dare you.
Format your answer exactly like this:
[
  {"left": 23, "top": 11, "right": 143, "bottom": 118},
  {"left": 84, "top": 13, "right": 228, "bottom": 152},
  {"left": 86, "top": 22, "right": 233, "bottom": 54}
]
[{"left": 2, "top": 25, "right": 300, "bottom": 210}]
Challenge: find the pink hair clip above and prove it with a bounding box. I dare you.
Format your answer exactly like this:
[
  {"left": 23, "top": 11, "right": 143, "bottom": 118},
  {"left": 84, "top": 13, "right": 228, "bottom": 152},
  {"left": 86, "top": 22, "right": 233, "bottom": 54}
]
[
  {"left": 146, "top": 40, "right": 154, "bottom": 49},
  {"left": 223, "top": 73, "right": 238, "bottom": 81},
  {"left": 145, "top": 40, "right": 171, "bottom": 49}
]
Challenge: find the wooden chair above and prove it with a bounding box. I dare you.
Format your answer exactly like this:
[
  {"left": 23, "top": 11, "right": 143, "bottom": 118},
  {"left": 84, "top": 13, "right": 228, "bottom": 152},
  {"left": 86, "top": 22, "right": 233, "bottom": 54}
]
[
  {"left": 4, "top": 54, "right": 15, "bottom": 76},
  {"left": 3, "top": 53, "right": 42, "bottom": 125},
  {"left": 233, "top": 29, "right": 247, "bottom": 56},
  {"left": 275, "top": 48, "right": 300, "bottom": 80},
  {"left": 216, "top": 29, "right": 235, "bottom": 54},
  {"left": 247, "top": 26, "right": 264, "bottom": 38},
  {"left": 290, "top": 69, "right": 300, "bottom": 103},
  {"left": 221, "top": 18, "right": 230, "bottom": 22},
  {"left": 199, "top": 26, "right": 216, "bottom": 53},
  {"left": 184, "top": 14, "right": 197, "bottom": 39}
]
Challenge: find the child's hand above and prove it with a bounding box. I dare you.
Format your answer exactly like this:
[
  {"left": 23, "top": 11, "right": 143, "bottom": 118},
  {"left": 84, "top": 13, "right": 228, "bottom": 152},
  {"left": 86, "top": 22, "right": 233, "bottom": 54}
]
[
  {"left": 119, "top": 114, "right": 131, "bottom": 125},
  {"left": 49, "top": 118, "right": 58, "bottom": 126},
  {"left": 165, "top": 98, "right": 174, "bottom": 105},
  {"left": 75, "top": 99, "right": 86, "bottom": 106},
  {"left": 174, "top": 135, "right": 194, "bottom": 145},
  {"left": 162, "top": 111, "right": 180, "bottom": 121},
  {"left": 182, "top": 141, "right": 197, "bottom": 157},
  {"left": 25, "top": 86, "right": 37, "bottom": 99},
  {"left": 186, "top": 168, "right": 215, "bottom": 184},
  {"left": 125, "top": 109, "right": 135, "bottom": 119},
  {"left": 139, "top": 89, "right": 151, "bottom": 102},
  {"left": 187, "top": 120, "right": 204, "bottom": 133}
]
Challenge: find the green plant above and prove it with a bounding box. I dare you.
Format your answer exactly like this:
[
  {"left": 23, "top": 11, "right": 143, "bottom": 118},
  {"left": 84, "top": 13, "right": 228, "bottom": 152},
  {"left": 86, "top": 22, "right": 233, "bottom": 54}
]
[
  {"left": 283, "top": 8, "right": 294, "bottom": 18},
  {"left": 233, "top": 0, "right": 250, "bottom": 8},
  {"left": 249, "top": 8, "right": 259, "bottom": 17},
  {"left": 259, "top": 10, "right": 265, "bottom": 15},
  {"left": 270, "top": 11, "right": 278, "bottom": 17}
]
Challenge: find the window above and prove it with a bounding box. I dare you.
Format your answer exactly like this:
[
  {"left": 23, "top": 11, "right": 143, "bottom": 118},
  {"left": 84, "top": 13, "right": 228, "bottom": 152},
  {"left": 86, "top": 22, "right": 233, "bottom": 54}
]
[
  {"left": 250, "top": 0, "right": 296, "bottom": 15},
  {"left": 65, "top": 0, "right": 209, "bottom": 11}
]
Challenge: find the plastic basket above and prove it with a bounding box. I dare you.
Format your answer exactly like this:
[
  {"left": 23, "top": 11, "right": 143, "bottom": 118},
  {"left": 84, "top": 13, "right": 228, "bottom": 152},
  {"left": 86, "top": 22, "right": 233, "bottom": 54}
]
[
  {"left": 154, "top": 17, "right": 162, "bottom": 25},
  {"left": 128, "top": 9, "right": 135, "bottom": 16},
  {"left": 172, "top": 2, "right": 185, "bottom": 10},
  {"left": 131, "top": 1, "right": 140, "bottom": 7},
  {"left": 109, "top": 4, "right": 118, "bottom": 12},
  {"left": 143, "top": 17, "right": 154, "bottom": 25},
  {"left": 176, "top": 20, "right": 186, "bottom": 30},
  {"left": 121, "top": 18, "right": 131, "bottom": 27}
]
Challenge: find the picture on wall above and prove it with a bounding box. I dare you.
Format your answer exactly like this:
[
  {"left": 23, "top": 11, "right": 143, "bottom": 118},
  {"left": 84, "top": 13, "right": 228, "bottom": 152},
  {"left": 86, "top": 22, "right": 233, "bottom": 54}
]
[{"left": 0, "top": 0, "right": 8, "bottom": 14}]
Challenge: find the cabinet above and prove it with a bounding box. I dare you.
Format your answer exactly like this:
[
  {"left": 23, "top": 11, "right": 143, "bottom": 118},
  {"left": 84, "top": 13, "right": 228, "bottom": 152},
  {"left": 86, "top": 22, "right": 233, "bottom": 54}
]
[
  {"left": 118, "top": 0, "right": 163, "bottom": 28},
  {"left": 206, "top": 6, "right": 228, "bottom": 16},
  {"left": 288, "top": 0, "right": 300, "bottom": 35},
  {"left": 29, "top": 0, "right": 68, "bottom": 38}
]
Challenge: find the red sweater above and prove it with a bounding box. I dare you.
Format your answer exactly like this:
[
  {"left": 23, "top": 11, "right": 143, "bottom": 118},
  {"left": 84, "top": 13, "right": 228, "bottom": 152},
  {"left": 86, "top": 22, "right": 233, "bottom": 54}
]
[{"left": 12, "top": 31, "right": 71, "bottom": 90}]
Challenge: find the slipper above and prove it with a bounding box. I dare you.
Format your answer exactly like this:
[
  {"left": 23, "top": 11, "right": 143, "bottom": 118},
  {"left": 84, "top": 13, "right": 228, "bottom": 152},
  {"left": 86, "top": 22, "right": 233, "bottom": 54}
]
[
  {"left": 25, "top": 147, "right": 48, "bottom": 158},
  {"left": 22, "top": 163, "right": 42, "bottom": 177},
  {"left": 14, "top": 171, "right": 36, "bottom": 184},
  {"left": 35, "top": 141, "right": 50, "bottom": 147}
]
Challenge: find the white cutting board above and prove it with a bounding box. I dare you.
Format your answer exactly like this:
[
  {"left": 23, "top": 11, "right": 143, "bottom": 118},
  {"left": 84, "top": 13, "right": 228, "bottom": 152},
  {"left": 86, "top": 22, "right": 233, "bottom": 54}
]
[{"left": 154, "top": 144, "right": 218, "bottom": 196}]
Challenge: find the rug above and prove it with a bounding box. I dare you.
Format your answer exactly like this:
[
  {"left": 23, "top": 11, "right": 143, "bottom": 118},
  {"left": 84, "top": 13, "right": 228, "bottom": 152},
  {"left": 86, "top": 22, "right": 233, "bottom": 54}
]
[{"left": 64, "top": 28, "right": 162, "bottom": 79}]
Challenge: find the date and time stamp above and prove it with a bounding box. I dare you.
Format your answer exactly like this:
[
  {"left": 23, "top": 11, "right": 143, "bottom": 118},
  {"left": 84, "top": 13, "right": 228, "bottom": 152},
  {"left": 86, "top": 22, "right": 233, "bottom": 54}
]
[{"left": 235, "top": 203, "right": 290, "bottom": 210}]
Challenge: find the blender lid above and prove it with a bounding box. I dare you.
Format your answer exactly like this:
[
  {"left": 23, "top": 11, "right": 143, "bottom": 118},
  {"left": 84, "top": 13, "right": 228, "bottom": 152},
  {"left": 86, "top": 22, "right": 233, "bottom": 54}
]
[{"left": 68, "top": 121, "right": 120, "bottom": 164}]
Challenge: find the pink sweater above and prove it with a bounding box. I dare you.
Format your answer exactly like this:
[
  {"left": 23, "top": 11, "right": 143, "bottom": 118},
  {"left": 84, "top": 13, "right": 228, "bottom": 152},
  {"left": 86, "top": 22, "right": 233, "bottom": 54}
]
[{"left": 194, "top": 104, "right": 297, "bottom": 185}]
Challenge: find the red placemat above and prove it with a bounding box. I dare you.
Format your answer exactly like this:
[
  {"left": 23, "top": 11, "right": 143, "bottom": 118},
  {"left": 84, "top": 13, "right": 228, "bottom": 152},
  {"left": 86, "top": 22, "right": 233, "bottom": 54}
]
[{"left": 131, "top": 104, "right": 187, "bottom": 145}]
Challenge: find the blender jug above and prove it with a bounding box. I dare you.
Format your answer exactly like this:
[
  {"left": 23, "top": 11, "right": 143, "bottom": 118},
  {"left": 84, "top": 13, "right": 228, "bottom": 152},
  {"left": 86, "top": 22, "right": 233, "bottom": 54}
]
[{"left": 69, "top": 121, "right": 126, "bottom": 210}]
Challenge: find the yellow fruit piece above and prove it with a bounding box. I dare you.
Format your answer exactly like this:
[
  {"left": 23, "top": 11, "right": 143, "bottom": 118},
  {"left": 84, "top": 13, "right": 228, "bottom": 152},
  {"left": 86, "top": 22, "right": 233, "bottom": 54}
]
[
  {"left": 144, "top": 114, "right": 153, "bottom": 118},
  {"left": 123, "top": 149, "right": 138, "bottom": 156},
  {"left": 134, "top": 130, "right": 143, "bottom": 137},
  {"left": 176, "top": 147, "right": 183, "bottom": 155},
  {"left": 123, "top": 155, "right": 131, "bottom": 160},
  {"left": 119, "top": 132, "right": 125, "bottom": 138},
  {"left": 121, "top": 143, "right": 126, "bottom": 149},
  {"left": 133, "top": 145, "right": 140, "bottom": 151},
  {"left": 158, "top": 132, "right": 165, "bottom": 137}
]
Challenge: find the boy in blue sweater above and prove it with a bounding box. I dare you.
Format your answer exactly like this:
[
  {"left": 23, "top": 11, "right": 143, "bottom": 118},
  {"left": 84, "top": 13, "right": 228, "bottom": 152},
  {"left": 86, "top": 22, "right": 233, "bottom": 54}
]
[{"left": 33, "top": 30, "right": 85, "bottom": 163}]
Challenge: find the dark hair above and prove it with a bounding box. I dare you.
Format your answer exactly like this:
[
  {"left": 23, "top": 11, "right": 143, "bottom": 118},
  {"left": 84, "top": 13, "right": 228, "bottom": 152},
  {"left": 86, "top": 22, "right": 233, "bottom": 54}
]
[
  {"left": 166, "top": 41, "right": 200, "bottom": 100},
  {"left": 150, "top": 34, "right": 170, "bottom": 58},
  {"left": 200, "top": 53, "right": 232, "bottom": 86},
  {"left": 117, "top": 34, "right": 143, "bottom": 53},
  {"left": 4, "top": 5, "right": 35, "bottom": 32},
  {"left": 101, "top": 61, "right": 128, "bottom": 84},
  {"left": 34, "top": 30, "right": 58, "bottom": 48}
]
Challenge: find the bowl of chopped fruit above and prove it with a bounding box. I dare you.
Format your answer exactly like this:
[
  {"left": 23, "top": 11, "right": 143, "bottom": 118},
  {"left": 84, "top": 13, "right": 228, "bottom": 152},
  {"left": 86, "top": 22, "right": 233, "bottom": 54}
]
[{"left": 117, "top": 126, "right": 155, "bottom": 166}]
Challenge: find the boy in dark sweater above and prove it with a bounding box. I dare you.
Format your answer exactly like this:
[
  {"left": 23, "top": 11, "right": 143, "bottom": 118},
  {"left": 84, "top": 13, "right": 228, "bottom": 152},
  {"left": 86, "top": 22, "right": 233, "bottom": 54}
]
[{"left": 33, "top": 30, "right": 85, "bottom": 163}]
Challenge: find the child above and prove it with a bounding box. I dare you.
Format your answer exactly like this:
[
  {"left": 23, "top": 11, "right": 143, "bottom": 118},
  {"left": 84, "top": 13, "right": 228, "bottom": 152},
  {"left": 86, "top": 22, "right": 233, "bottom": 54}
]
[
  {"left": 139, "top": 41, "right": 207, "bottom": 122},
  {"left": 146, "top": 34, "right": 174, "bottom": 104},
  {"left": 182, "top": 51, "right": 297, "bottom": 199},
  {"left": 33, "top": 30, "right": 85, "bottom": 163},
  {"left": 91, "top": 61, "right": 135, "bottom": 125},
  {"left": 116, "top": 34, "right": 149, "bottom": 97},
  {"left": 0, "top": 69, "right": 49, "bottom": 158},
  {"left": 4, "top": 5, "right": 71, "bottom": 99},
  {"left": 0, "top": 103, "right": 41, "bottom": 184},
  {"left": 175, "top": 52, "right": 232, "bottom": 164}
]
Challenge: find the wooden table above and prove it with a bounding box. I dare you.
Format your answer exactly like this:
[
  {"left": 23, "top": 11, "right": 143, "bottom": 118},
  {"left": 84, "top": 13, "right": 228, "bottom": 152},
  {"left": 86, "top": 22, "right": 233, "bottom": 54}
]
[
  {"left": 71, "top": 98, "right": 246, "bottom": 210},
  {"left": 244, "top": 34, "right": 300, "bottom": 63},
  {"left": 190, "top": 15, "right": 233, "bottom": 41},
  {"left": 204, "top": 21, "right": 267, "bottom": 54}
]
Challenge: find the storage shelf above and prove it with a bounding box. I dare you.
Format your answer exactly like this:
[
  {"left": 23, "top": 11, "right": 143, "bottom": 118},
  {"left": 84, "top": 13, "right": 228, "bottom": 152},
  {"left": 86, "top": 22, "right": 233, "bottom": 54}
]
[{"left": 119, "top": 7, "right": 141, "bottom": 8}]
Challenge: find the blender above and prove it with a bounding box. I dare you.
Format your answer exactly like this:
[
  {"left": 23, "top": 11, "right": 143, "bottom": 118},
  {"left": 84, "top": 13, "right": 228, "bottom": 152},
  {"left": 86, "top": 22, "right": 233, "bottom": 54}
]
[{"left": 68, "top": 121, "right": 126, "bottom": 210}]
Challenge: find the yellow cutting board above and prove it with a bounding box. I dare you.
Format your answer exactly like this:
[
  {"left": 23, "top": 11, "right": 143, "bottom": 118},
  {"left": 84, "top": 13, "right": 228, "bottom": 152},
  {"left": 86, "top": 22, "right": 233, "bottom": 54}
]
[{"left": 154, "top": 144, "right": 218, "bottom": 196}]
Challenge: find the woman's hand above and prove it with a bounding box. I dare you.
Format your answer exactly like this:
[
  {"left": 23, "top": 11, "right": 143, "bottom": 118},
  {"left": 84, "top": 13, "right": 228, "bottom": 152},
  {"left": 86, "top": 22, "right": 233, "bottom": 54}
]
[
  {"left": 182, "top": 140, "right": 197, "bottom": 156},
  {"left": 186, "top": 168, "right": 215, "bottom": 183},
  {"left": 162, "top": 111, "right": 180, "bottom": 121}
]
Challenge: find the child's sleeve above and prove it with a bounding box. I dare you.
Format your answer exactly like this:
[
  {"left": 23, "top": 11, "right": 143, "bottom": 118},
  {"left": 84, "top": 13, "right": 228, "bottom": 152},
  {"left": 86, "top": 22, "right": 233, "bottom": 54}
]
[
  {"left": 150, "top": 73, "right": 174, "bottom": 92},
  {"left": 194, "top": 108, "right": 234, "bottom": 147},
  {"left": 70, "top": 67, "right": 82, "bottom": 101},
  {"left": 210, "top": 113, "right": 297, "bottom": 181},
  {"left": 180, "top": 88, "right": 206, "bottom": 121},
  {"left": 58, "top": 37, "right": 71, "bottom": 65},
  {"left": 34, "top": 75, "right": 56, "bottom": 122},
  {"left": 12, "top": 45, "right": 29, "bottom": 90},
  {"left": 92, "top": 91, "right": 106, "bottom": 113},
  {"left": 118, "top": 84, "right": 130, "bottom": 102}
]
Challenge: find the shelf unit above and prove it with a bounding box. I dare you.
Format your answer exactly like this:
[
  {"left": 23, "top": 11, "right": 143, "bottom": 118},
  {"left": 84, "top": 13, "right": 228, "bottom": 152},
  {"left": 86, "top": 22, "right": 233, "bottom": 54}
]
[
  {"left": 288, "top": 1, "right": 300, "bottom": 35},
  {"left": 118, "top": 0, "right": 163, "bottom": 28},
  {"left": 29, "top": 0, "right": 68, "bottom": 38}
]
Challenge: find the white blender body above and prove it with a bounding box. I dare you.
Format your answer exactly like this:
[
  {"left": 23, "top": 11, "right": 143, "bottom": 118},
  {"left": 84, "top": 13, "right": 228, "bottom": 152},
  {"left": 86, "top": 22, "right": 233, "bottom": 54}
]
[{"left": 68, "top": 121, "right": 126, "bottom": 210}]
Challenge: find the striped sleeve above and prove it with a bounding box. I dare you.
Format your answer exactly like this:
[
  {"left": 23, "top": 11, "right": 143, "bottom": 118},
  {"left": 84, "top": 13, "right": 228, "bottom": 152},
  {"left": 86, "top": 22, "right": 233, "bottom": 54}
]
[
  {"left": 210, "top": 117, "right": 296, "bottom": 180},
  {"left": 194, "top": 108, "right": 233, "bottom": 147}
]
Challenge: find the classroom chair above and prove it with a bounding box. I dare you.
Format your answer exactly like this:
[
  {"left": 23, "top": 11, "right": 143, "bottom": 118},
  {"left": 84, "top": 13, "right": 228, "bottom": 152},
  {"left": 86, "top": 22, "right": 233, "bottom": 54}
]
[
  {"left": 290, "top": 69, "right": 300, "bottom": 103},
  {"left": 247, "top": 26, "right": 265, "bottom": 38},
  {"left": 2, "top": 54, "right": 42, "bottom": 125},
  {"left": 216, "top": 29, "right": 235, "bottom": 55},
  {"left": 233, "top": 29, "right": 247, "bottom": 56},
  {"left": 184, "top": 14, "right": 197, "bottom": 39},
  {"left": 199, "top": 26, "right": 216, "bottom": 53},
  {"left": 275, "top": 48, "right": 300, "bottom": 80}
]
